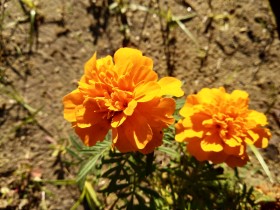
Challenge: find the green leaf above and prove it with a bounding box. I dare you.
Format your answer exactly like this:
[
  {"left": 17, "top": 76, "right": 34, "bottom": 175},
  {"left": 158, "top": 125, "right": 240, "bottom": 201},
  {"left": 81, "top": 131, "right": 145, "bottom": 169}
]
[
  {"left": 175, "top": 98, "right": 186, "bottom": 110},
  {"left": 77, "top": 155, "right": 100, "bottom": 184},
  {"left": 69, "top": 135, "right": 83, "bottom": 150},
  {"left": 66, "top": 147, "right": 83, "bottom": 161},
  {"left": 76, "top": 139, "right": 111, "bottom": 183},
  {"left": 157, "top": 145, "right": 179, "bottom": 158}
]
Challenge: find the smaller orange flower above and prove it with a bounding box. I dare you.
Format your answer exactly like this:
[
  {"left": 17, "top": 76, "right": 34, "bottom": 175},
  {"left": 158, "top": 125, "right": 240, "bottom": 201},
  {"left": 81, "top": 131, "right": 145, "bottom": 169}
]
[{"left": 175, "top": 87, "right": 271, "bottom": 168}]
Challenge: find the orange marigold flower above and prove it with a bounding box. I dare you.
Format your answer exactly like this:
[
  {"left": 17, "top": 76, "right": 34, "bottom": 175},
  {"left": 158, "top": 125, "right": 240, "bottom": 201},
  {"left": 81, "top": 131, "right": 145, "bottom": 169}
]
[
  {"left": 63, "top": 48, "right": 184, "bottom": 154},
  {"left": 175, "top": 87, "right": 271, "bottom": 168}
]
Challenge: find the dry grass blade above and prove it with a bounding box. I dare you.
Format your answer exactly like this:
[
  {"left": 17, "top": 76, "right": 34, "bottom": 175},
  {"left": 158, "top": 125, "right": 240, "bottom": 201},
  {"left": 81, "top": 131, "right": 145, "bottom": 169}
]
[
  {"left": 174, "top": 18, "right": 199, "bottom": 47},
  {"left": 248, "top": 144, "right": 274, "bottom": 183}
]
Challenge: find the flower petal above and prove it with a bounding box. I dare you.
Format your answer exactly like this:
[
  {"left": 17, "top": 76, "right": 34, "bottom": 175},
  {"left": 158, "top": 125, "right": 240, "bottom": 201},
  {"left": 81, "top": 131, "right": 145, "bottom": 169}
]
[
  {"left": 175, "top": 120, "right": 187, "bottom": 142},
  {"left": 158, "top": 77, "right": 184, "bottom": 97},
  {"left": 223, "top": 143, "right": 245, "bottom": 156},
  {"left": 190, "top": 113, "right": 211, "bottom": 131},
  {"left": 230, "top": 90, "right": 249, "bottom": 109},
  {"left": 111, "top": 112, "right": 127, "bottom": 128},
  {"left": 124, "top": 113, "right": 153, "bottom": 150},
  {"left": 124, "top": 99, "right": 137, "bottom": 116},
  {"left": 196, "top": 87, "right": 225, "bottom": 105},
  {"left": 201, "top": 133, "right": 223, "bottom": 152},
  {"left": 139, "top": 128, "right": 163, "bottom": 154},
  {"left": 74, "top": 121, "right": 110, "bottom": 146},
  {"left": 132, "top": 66, "right": 158, "bottom": 85},
  {"left": 187, "top": 139, "right": 210, "bottom": 161},
  {"left": 224, "top": 136, "right": 242, "bottom": 147},
  {"left": 114, "top": 48, "right": 157, "bottom": 84},
  {"left": 247, "top": 110, "right": 268, "bottom": 126},
  {"left": 112, "top": 127, "right": 136, "bottom": 152},
  {"left": 84, "top": 53, "right": 97, "bottom": 75},
  {"left": 252, "top": 127, "right": 271, "bottom": 148},
  {"left": 208, "top": 151, "right": 228, "bottom": 164},
  {"left": 63, "top": 89, "right": 84, "bottom": 122},
  {"left": 134, "top": 81, "right": 161, "bottom": 102},
  {"left": 136, "top": 97, "right": 176, "bottom": 128},
  {"left": 185, "top": 129, "right": 204, "bottom": 138},
  {"left": 114, "top": 48, "right": 142, "bottom": 69},
  {"left": 225, "top": 154, "right": 249, "bottom": 168}
]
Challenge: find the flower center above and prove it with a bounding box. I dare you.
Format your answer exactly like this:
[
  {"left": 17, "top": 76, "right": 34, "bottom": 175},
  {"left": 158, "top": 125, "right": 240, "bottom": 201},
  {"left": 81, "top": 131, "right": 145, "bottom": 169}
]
[
  {"left": 211, "top": 113, "right": 245, "bottom": 140},
  {"left": 105, "top": 88, "right": 133, "bottom": 112}
]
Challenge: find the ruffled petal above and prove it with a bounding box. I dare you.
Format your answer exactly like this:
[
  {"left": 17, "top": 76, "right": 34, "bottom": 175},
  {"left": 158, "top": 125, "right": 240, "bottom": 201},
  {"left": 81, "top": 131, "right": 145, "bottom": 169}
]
[
  {"left": 190, "top": 113, "right": 211, "bottom": 131},
  {"left": 247, "top": 110, "right": 268, "bottom": 126},
  {"left": 223, "top": 143, "right": 245, "bottom": 156},
  {"left": 252, "top": 127, "right": 271, "bottom": 148},
  {"left": 114, "top": 48, "right": 142, "bottom": 73},
  {"left": 132, "top": 66, "right": 158, "bottom": 85},
  {"left": 230, "top": 89, "right": 249, "bottom": 107},
  {"left": 196, "top": 87, "right": 226, "bottom": 105},
  {"left": 179, "top": 104, "right": 194, "bottom": 118},
  {"left": 185, "top": 129, "right": 204, "bottom": 138},
  {"left": 139, "top": 128, "right": 163, "bottom": 154},
  {"left": 63, "top": 48, "right": 189, "bottom": 154},
  {"left": 136, "top": 97, "right": 176, "bottom": 128},
  {"left": 121, "top": 112, "right": 153, "bottom": 150},
  {"left": 201, "top": 133, "right": 223, "bottom": 152},
  {"left": 123, "top": 99, "right": 137, "bottom": 116},
  {"left": 74, "top": 120, "right": 110, "bottom": 146},
  {"left": 180, "top": 116, "right": 193, "bottom": 128},
  {"left": 84, "top": 53, "right": 97, "bottom": 76},
  {"left": 223, "top": 136, "right": 242, "bottom": 147},
  {"left": 63, "top": 89, "right": 84, "bottom": 122},
  {"left": 112, "top": 127, "right": 135, "bottom": 152},
  {"left": 114, "top": 48, "right": 155, "bottom": 81},
  {"left": 175, "top": 120, "right": 187, "bottom": 142},
  {"left": 208, "top": 151, "right": 228, "bottom": 164},
  {"left": 247, "top": 130, "right": 260, "bottom": 143},
  {"left": 78, "top": 99, "right": 108, "bottom": 126},
  {"left": 111, "top": 112, "right": 127, "bottom": 128},
  {"left": 187, "top": 139, "right": 210, "bottom": 162},
  {"left": 134, "top": 81, "right": 161, "bottom": 102},
  {"left": 158, "top": 77, "right": 184, "bottom": 97}
]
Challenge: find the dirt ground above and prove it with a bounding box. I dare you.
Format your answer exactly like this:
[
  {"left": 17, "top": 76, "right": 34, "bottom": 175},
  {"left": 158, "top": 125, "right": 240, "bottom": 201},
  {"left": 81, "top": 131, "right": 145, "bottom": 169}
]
[{"left": 0, "top": 0, "right": 280, "bottom": 209}]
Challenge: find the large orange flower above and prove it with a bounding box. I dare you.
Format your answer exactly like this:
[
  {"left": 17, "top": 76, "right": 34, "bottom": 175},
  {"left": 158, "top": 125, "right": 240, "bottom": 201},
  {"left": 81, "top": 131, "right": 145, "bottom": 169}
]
[
  {"left": 63, "top": 48, "right": 184, "bottom": 154},
  {"left": 175, "top": 87, "right": 271, "bottom": 167}
]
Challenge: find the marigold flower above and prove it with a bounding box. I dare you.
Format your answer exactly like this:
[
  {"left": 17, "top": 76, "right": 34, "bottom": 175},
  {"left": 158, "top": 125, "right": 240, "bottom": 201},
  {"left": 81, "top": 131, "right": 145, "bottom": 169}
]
[
  {"left": 63, "top": 48, "right": 184, "bottom": 154},
  {"left": 175, "top": 87, "right": 271, "bottom": 167}
]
